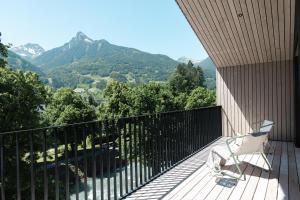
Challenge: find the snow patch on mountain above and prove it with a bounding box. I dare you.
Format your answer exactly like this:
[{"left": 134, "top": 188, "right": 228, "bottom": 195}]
[{"left": 11, "top": 43, "right": 45, "bottom": 60}]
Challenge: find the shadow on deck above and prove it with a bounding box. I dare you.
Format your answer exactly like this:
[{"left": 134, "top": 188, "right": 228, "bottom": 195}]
[{"left": 125, "top": 138, "right": 300, "bottom": 200}]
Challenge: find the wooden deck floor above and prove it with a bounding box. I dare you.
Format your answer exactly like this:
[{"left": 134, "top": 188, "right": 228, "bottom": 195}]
[{"left": 125, "top": 138, "right": 300, "bottom": 200}]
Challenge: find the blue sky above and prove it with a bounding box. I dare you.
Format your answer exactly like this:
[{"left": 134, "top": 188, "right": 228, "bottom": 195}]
[{"left": 0, "top": 0, "right": 208, "bottom": 60}]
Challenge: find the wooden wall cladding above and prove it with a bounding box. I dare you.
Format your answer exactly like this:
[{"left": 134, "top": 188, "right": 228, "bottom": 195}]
[
  {"left": 176, "top": 0, "right": 295, "bottom": 68},
  {"left": 216, "top": 61, "right": 295, "bottom": 141}
]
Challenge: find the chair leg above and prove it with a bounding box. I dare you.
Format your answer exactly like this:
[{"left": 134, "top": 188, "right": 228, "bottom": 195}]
[
  {"left": 218, "top": 155, "right": 245, "bottom": 181},
  {"left": 232, "top": 155, "right": 246, "bottom": 180},
  {"left": 261, "top": 152, "right": 272, "bottom": 171}
]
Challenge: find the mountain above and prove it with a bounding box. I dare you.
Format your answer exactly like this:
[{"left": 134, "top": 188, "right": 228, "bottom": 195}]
[
  {"left": 11, "top": 43, "right": 45, "bottom": 60},
  {"left": 7, "top": 50, "right": 45, "bottom": 76},
  {"left": 178, "top": 56, "right": 216, "bottom": 89},
  {"left": 30, "top": 32, "right": 178, "bottom": 88},
  {"left": 177, "top": 56, "right": 202, "bottom": 65}
]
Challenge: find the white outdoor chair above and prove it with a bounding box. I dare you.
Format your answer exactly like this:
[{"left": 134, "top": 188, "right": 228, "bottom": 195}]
[{"left": 206, "top": 120, "right": 274, "bottom": 180}]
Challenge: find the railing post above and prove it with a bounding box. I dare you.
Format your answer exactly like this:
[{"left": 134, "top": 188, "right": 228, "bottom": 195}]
[
  {"left": 29, "top": 131, "right": 35, "bottom": 200},
  {"left": 0, "top": 135, "right": 4, "bottom": 200}
]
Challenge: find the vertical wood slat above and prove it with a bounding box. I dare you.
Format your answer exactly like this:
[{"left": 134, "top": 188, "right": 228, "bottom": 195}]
[
  {"left": 202, "top": 0, "right": 235, "bottom": 66},
  {"left": 177, "top": 0, "right": 295, "bottom": 67},
  {"left": 176, "top": 0, "right": 223, "bottom": 67},
  {"left": 217, "top": 61, "right": 295, "bottom": 141}
]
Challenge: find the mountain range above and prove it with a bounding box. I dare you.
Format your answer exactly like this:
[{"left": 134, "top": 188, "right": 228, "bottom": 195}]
[
  {"left": 9, "top": 31, "right": 216, "bottom": 89},
  {"left": 11, "top": 43, "right": 45, "bottom": 60}
]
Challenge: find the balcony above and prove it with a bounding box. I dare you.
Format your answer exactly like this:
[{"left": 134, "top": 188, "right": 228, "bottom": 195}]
[
  {"left": 1, "top": 106, "right": 299, "bottom": 200},
  {"left": 126, "top": 139, "right": 300, "bottom": 200},
  {"left": 0, "top": 106, "right": 223, "bottom": 200}
]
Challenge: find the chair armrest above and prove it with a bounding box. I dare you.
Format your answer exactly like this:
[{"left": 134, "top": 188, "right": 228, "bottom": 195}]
[
  {"left": 226, "top": 135, "right": 248, "bottom": 155},
  {"left": 234, "top": 132, "right": 242, "bottom": 136}
]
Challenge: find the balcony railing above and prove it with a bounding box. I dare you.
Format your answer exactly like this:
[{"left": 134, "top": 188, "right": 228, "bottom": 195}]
[{"left": 0, "top": 106, "right": 222, "bottom": 200}]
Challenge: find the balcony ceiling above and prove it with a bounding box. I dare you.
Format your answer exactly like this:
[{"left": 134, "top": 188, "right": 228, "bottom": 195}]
[{"left": 176, "top": 0, "right": 296, "bottom": 68}]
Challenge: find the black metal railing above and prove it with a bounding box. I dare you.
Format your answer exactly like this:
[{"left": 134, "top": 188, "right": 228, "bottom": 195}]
[{"left": 0, "top": 106, "right": 222, "bottom": 200}]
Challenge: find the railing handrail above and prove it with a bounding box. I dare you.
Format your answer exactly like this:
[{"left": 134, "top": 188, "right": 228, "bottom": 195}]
[{"left": 0, "top": 106, "right": 221, "bottom": 135}]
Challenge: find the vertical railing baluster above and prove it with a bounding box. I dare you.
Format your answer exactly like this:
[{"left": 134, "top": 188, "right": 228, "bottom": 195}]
[
  {"left": 151, "top": 115, "right": 155, "bottom": 176},
  {"left": 197, "top": 110, "right": 201, "bottom": 148},
  {"left": 105, "top": 121, "right": 111, "bottom": 200},
  {"left": 199, "top": 110, "right": 204, "bottom": 147},
  {"left": 164, "top": 114, "right": 168, "bottom": 169},
  {"left": 64, "top": 128, "right": 69, "bottom": 200},
  {"left": 175, "top": 112, "right": 179, "bottom": 162},
  {"left": 91, "top": 124, "right": 97, "bottom": 200},
  {"left": 157, "top": 114, "right": 160, "bottom": 172},
  {"left": 129, "top": 119, "right": 133, "bottom": 191},
  {"left": 123, "top": 120, "right": 128, "bottom": 194},
  {"left": 29, "top": 131, "right": 35, "bottom": 200},
  {"left": 118, "top": 120, "right": 123, "bottom": 197},
  {"left": 138, "top": 117, "right": 143, "bottom": 185},
  {"left": 218, "top": 106, "right": 222, "bottom": 138},
  {"left": 194, "top": 110, "right": 197, "bottom": 149},
  {"left": 142, "top": 117, "right": 147, "bottom": 182},
  {"left": 165, "top": 113, "right": 170, "bottom": 168},
  {"left": 42, "top": 130, "right": 48, "bottom": 200},
  {"left": 170, "top": 113, "right": 173, "bottom": 165},
  {"left": 133, "top": 117, "right": 138, "bottom": 188},
  {"left": 146, "top": 116, "right": 151, "bottom": 179},
  {"left": 0, "top": 135, "right": 4, "bottom": 200},
  {"left": 82, "top": 126, "right": 88, "bottom": 200},
  {"left": 113, "top": 120, "right": 117, "bottom": 200},
  {"left": 99, "top": 122, "right": 104, "bottom": 200},
  {"left": 178, "top": 112, "right": 182, "bottom": 161},
  {"left": 54, "top": 129, "right": 59, "bottom": 200},
  {"left": 158, "top": 114, "right": 161, "bottom": 172},
  {"left": 208, "top": 108, "right": 212, "bottom": 142},
  {"left": 15, "top": 132, "right": 21, "bottom": 200},
  {"left": 73, "top": 126, "right": 79, "bottom": 200}
]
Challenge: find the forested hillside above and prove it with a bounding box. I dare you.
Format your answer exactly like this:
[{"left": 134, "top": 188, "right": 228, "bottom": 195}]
[{"left": 10, "top": 32, "right": 216, "bottom": 89}]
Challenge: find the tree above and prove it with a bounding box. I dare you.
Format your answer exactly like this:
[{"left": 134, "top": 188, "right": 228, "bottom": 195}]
[
  {"left": 42, "top": 88, "right": 96, "bottom": 126},
  {"left": 110, "top": 71, "right": 127, "bottom": 83},
  {"left": 0, "top": 33, "right": 49, "bottom": 199},
  {"left": 169, "top": 61, "right": 205, "bottom": 94},
  {"left": 95, "top": 79, "right": 107, "bottom": 90},
  {"left": 99, "top": 81, "right": 133, "bottom": 119},
  {"left": 133, "top": 83, "right": 176, "bottom": 115},
  {"left": 0, "top": 32, "right": 9, "bottom": 68},
  {"left": 185, "top": 87, "right": 216, "bottom": 109}
]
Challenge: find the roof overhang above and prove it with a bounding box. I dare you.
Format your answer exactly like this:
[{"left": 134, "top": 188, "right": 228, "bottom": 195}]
[{"left": 176, "top": 0, "right": 296, "bottom": 68}]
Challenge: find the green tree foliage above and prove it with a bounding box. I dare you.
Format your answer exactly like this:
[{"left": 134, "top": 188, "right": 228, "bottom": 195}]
[
  {"left": 99, "top": 81, "right": 133, "bottom": 119},
  {"left": 185, "top": 87, "right": 216, "bottom": 109},
  {"left": 110, "top": 71, "right": 127, "bottom": 83},
  {"left": 133, "top": 83, "right": 176, "bottom": 115},
  {"left": 0, "top": 68, "right": 47, "bottom": 132},
  {"left": 94, "top": 79, "right": 107, "bottom": 90},
  {"left": 0, "top": 34, "right": 49, "bottom": 199},
  {"left": 0, "top": 32, "right": 9, "bottom": 68},
  {"left": 42, "top": 88, "right": 96, "bottom": 125},
  {"left": 169, "top": 61, "right": 205, "bottom": 94}
]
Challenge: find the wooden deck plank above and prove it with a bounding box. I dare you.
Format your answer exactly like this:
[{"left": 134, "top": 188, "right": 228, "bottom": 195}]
[
  {"left": 277, "top": 142, "right": 289, "bottom": 200},
  {"left": 216, "top": 154, "right": 253, "bottom": 200},
  {"left": 162, "top": 165, "right": 209, "bottom": 200},
  {"left": 227, "top": 154, "right": 260, "bottom": 200},
  {"left": 205, "top": 155, "right": 247, "bottom": 200},
  {"left": 126, "top": 140, "right": 300, "bottom": 200},
  {"left": 287, "top": 142, "right": 300, "bottom": 199},
  {"left": 295, "top": 147, "right": 300, "bottom": 190},
  {"left": 253, "top": 141, "right": 277, "bottom": 200},
  {"left": 265, "top": 141, "right": 282, "bottom": 200},
  {"left": 191, "top": 171, "right": 219, "bottom": 200},
  {"left": 240, "top": 155, "right": 264, "bottom": 200},
  {"left": 180, "top": 168, "right": 213, "bottom": 199}
]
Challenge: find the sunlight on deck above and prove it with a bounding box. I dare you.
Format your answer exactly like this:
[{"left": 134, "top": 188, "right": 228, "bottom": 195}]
[{"left": 125, "top": 139, "right": 300, "bottom": 200}]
